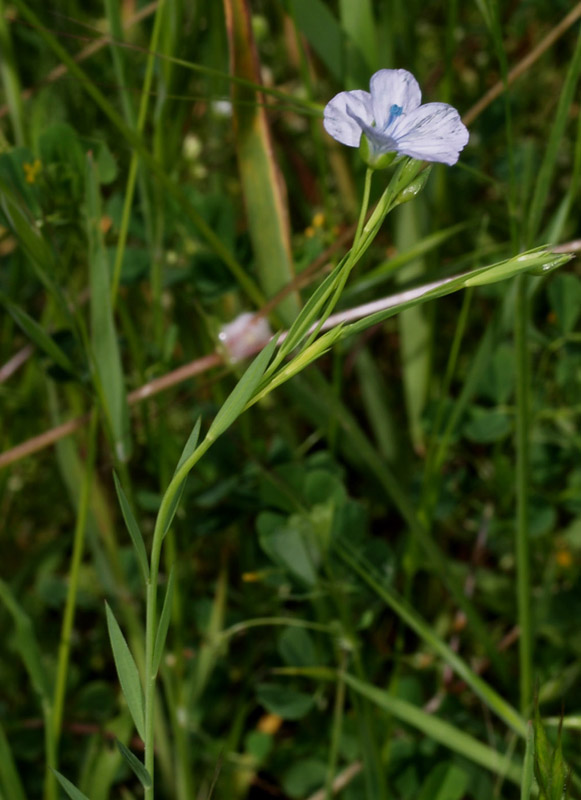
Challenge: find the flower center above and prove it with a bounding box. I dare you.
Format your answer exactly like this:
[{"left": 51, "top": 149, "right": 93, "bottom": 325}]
[{"left": 385, "top": 104, "right": 403, "bottom": 129}]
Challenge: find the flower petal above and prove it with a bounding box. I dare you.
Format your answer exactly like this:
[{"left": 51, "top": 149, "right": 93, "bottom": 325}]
[
  {"left": 323, "top": 90, "right": 373, "bottom": 147},
  {"left": 390, "top": 103, "right": 469, "bottom": 165},
  {"left": 370, "top": 69, "right": 422, "bottom": 130}
]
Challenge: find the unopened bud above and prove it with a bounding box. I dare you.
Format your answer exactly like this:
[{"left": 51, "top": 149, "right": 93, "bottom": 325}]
[{"left": 218, "top": 312, "right": 273, "bottom": 363}]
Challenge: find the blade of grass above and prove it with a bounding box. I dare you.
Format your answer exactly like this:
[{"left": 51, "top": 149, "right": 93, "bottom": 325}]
[
  {"left": 224, "top": 0, "right": 300, "bottom": 326},
  {"left": 526, "top": 27, "right": 581, "bottom": 244},
  {"left": 282, "top": 668, "right": 523, "bottom": 785},
  {"left": 0, "top": 719, "right": 27, "bottom": 800},
  {"left": 105, "top": 603, "right": 146, "bottom": 742},
  {"left": 52, "top": 410, "right": 98, "bottom": 759},
  {"left": 0, "top": 0, "right": 25, "bottom": 145},
  {"left": 336, "top": 540, "right": 526, "bottom": 736},
  {"left": 86, "top": 153, "right": 131, "bottom": 463},
  {"left": 395, "top": 201, "right": 431, "bottom": 453}
]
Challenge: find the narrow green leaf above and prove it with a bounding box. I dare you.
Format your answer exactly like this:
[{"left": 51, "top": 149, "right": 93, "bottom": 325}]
[
  {"left": 86, "top": 153, "right": 131, "bottom": 462},
  {"left": 281, "top": 667, "right": 522, "bottom": 784},
  {"left": 152, "top": 567, "right": 175, "bottom": 677},
  {"left": 341, "top": 250, "right": 573, "bottom": 340},
  {"left": 52, "top": 771, "right": 91, "bottom": 800},
  {"left": 176, "top": 417, "right": 202, "bottom": 471},
  {"left": 337, "top": 541, "right": 526, "bottom": 736},
  {"left": 115, "top": 739, "right": 152, "bottom": 789},
  {"left": 162, "top": 417, "right": 202, "bottom": 536},
  {"left": 527, "top": 29, "right": 581, "bottom": 243},
  {"left": 521, "top": 722, "right": 534, "bottom": 800},
  {"left": 549, "top": 721, "right": 567, "bottom": 800},
  {"left": 224, "top": 0, "right": 300, "bottom": 324},
  {"left": 290, "top": 0, "right": 345, "bottom": 81},
  {"left": 0, "top": 719, "right": 27, "bottom": 800},
  {"left": 0, "top": 176, "right": 55, "bottom": 273},
  {"left": 206, "top": 335, "right": 278, "bottom": 442},
  {"left": 113, "top": 472, "right": 149, "bottom": 583},
  {"left": 534, "top": 702, "right": 552, "bottom": 795},
  {"left": 0, "top": 580, "right": 51, "bottom": 703},
  {"left": 0, "top": 293, "right": 75, "bottom": 374},
  {"left": 105, "top": 602, "right": 145, "bottom": 740}
]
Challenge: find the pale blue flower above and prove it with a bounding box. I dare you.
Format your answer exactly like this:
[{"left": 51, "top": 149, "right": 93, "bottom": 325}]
[{"left": 323, "top": 69, "right": 469, "bottom": 167}]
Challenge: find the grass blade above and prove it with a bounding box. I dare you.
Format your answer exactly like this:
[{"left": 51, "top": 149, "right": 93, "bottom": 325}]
[
  {"left": 86, "top": 153, "right": 131, "bottom": 462},
  {"left": 152, "top": 567, "right": 175, "bottom": 677},
  {"left": 52, "top": 771, "right": 90, "bottom": 800},
  {"left": 0, "top": 293, "right": 75, "bottom": 375},
  {"left": 337, "top": 540, "right": 526, "bottom": 736},
  {"left": 105, "top": 602, "right": 145, "bottom": 741},
  {"left": 224, "top": 0, "right": 300, "bottom": 325},
  {"left": 115, "top": 739, "right": 152, "bottom": 789},
  {"left": 162, "top": 417, "right": 202, "bottom": 536},
  {"left": 206, "top": 335, "right": 278, "bottom": 442},
  {"left": 0, "top": 580, "right": 51, "bottom": 703},
  {"left": 527, "top": 28, "right": 581, "bottom": 243},
  {"left": 0, "top": 719, "right": 27, "bottom": 800},
  {"left": 113, "top": 472, "right": 149, "bottom": 583}
]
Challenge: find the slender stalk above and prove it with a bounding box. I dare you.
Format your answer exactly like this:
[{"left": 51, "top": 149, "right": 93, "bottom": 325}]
[
  {"left": 515, "top": 274, "right": 532, "bottom": 713},
  {"left": 109, "top": 0, "right": 165, "bottom": 305},
  {"left": 52, "top": 411, "right": 99, "bottom": 741},
  {"left": 45, "top": 412, "right": 98, "bottom": 799},
  {"left": 143, "top": 436, "right": 213, "bottom": 796},
  {"left": 325, "top": 653, "right": 347, "bottom": 800}
]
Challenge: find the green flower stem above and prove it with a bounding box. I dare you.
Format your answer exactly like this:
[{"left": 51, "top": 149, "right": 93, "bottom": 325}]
[
  {"left": 144, "top": 436, "right": 213, "bottom": 797},
  {"left": 48, "top": 410, "right": 98, "bottom": 797},
  {"left": 515, "top": 274, "right": 532, "bottom": 714}
]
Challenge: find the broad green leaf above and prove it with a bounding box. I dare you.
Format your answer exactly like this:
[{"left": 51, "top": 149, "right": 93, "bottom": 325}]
[
  {"left": 206, "top": 335, "right": 278, "bottom": 442},
  {"left": 278, "top": 627, "right": 317, "bottom": 667},
  {"left": 417, "top": 762, "right": 469, "bottom": 800},
  {"left": 86, "top": 153, "right": 131, "bottom": 462},
  {"left": 257, "top": 512, "right": 320, "bottom": 586},
  {"left": 153, "top": 567, "right": 175, "bottom": 677},
  {"left": 52, "top": 771, "right": 91, "bottom": 800},
  {"left": 0, "top": 293, "right": 75, "bottom": 375},
  {"left": 0, "top": 719, "right": 27, "bottom": 800},
  {"left": 115, "top": 739, "right": 152, "bottom": 789},
  {"left": 113, "top": 472, "right": 149, "bottom": 583},
  {"left": 224, "top": 0, "right": 299, "bottom": 325},
  {"left": 257, "top": 683, "right": 314, "bottom": 720},
  {"left": 282, "top": 758, "right": 327, "bottom": 799},
  {"left": 464, "top": 408, "right": 512, "bottom": 444},
  {"left": 162, "top": 417, "right": 202, "bottom": 537},
  {"left": 105, "top": 603, "right": 145, "bottom": 740}
]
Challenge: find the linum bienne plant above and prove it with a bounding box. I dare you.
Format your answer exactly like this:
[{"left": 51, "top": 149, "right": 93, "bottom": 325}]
[{"left": 53, "top": 68, "right": 570, "bottom": 799}]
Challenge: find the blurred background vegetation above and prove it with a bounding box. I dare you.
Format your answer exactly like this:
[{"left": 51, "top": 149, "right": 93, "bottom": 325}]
[{"left": 1, "top": 0, "right": 581, "bottom": 798}]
